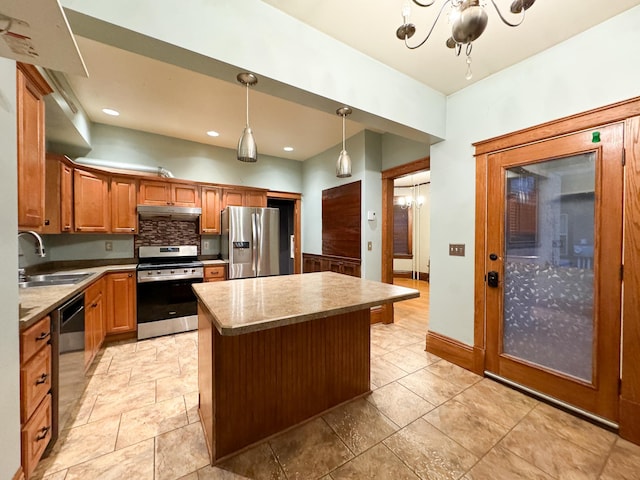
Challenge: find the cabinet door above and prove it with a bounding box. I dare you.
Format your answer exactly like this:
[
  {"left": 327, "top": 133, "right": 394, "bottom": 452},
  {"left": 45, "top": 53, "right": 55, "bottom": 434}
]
[
  {"left": 201, "top": 187, "right": 221, "bottom": 234},
  {"left": 60, "top": 163, "right": 73, "bottom": 232},
  {"left": 244, "top": 190, "right": 267, "bottom": 207},
  {"left": 139, "top": 180, "right": 171, "bottom": 205},
  {"left": 111, "top": 177, "right": 138, "bottom": 233},
  {"left": 17, "top": 67, "right": 46, "bottom": 230},
  {"left": 341, "top": 262, "right": 361, "bottom": 278},
  {"left": 222, "top": 189, "right": 244, "bottom": 209},
  {"left": 172, "top": 183, "right": 200, "bottom": 207},
  {"left": 105, "top": 272, "right": 136, "bottom": 334},
  {"left": 74, "top": 169, "right": 110, "bottom": 232}
]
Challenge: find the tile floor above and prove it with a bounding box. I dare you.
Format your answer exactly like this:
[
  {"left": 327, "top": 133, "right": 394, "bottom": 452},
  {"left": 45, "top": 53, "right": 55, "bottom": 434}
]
[{"left": 34, "top": 283, "right": 640, "bottom": 480}]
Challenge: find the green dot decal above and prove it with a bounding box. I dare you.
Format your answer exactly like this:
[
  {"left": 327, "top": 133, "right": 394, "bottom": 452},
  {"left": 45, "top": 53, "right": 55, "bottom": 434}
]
[{"left": 592, "top": 131, "right": 601, "bottom": 143}]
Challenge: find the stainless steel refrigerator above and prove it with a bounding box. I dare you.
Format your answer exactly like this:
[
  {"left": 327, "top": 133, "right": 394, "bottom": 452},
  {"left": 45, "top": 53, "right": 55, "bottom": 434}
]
[{"left": 221, "top": 206, "right": 280, "bottom": 279}]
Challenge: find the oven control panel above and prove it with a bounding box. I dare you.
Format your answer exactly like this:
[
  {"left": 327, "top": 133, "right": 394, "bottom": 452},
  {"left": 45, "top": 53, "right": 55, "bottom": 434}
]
[{"left": 137, "top": 266, "right": 204, "bottom": 283}]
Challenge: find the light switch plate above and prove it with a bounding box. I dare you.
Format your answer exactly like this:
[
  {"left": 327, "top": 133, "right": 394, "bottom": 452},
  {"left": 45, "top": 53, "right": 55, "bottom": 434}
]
[
  {"left": 367, "top": 241, "right": 372, "bottom": 251},
  {"left": 105, "top": 241, "right": 113, "bottom": 251},
  {"left": 449, "top": 243, "right": 465, "bottom": 256}
]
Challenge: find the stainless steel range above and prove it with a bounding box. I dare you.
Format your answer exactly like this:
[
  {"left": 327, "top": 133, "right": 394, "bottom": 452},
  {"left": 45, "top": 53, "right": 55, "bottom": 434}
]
[{"left": 136, "top": 245, "right": 203, "bottom": 340}]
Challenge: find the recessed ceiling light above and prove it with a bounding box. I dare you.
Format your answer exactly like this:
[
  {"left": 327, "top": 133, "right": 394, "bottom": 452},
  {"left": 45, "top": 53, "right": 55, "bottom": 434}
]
[
  {"left": 206, "top": 130, "right": 220, "bottom": 137},
  {"left": 283, "top": 146, "right": 294, "bottom": 152},
  {"left": 102, "top": 108, "right": 120, "bottom": 116}
]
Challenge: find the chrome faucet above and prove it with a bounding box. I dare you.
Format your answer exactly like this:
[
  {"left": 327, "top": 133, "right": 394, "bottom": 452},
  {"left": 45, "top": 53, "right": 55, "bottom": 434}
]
[{"left": 18, "top": 230, "right": 46, "bottom": 258}]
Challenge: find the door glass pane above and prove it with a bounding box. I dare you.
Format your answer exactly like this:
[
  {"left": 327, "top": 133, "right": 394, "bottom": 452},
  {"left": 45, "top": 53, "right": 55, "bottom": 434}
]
[{"left": 503, "top": 153, "right": 595, "bottom": 381}]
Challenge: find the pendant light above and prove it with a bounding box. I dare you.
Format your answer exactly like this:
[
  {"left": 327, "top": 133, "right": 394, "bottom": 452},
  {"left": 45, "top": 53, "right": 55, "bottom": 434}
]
[
  {"left": 336, "top": 107, "right": 352, "bottom": 178},
  {"left": 237, "top": 72, "right": 258, "bottom": 162}
]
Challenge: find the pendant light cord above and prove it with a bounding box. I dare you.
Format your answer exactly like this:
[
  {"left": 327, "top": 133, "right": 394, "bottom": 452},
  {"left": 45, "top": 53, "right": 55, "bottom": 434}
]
[
  {"left": 246, "top": 84, "right": 250, "bottom": 127},
  {"left": 342, "top": 114, "right": 346, "bottom": 150}
]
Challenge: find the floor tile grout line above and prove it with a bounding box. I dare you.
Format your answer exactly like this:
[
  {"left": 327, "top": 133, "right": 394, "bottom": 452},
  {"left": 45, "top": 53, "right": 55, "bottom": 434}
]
[{"left": 266, "top": 440, "right": 288, "bottom": 480}]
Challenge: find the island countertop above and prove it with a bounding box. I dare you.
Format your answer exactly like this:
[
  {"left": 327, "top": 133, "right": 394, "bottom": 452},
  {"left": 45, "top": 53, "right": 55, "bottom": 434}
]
[{"left": 192, "top": 271, "right": 419, "bottom": 336}]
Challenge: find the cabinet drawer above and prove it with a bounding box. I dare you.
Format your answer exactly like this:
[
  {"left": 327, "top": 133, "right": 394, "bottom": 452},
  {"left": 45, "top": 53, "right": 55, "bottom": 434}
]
[
  {"left": 20, "top": 315, "right": 51, "bottom": 364},
  {"left": 204, "top": 265, "right": 226, "bottom": 281},
  {"left": 22, "top": 394, "right": 52, "bottom": 480},
  {"left": 21, "top": 344, "right": 51, "bottom": 422}
]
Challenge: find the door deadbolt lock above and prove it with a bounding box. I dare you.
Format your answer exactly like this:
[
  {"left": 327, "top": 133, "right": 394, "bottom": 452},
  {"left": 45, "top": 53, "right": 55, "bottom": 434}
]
[
  {"left": 489, "top": 253, "right": 498, "bottom": 261},
  {"left": 487, "top": 271, "right": 499, "bottom": 288}
]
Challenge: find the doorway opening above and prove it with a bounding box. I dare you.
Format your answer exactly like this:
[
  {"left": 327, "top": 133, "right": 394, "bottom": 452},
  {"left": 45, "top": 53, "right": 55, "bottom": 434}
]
[
  {"left": 267, "top": 198, "right": 295, "bottom": 275},
  {"left": 381, "top": 157, "right": 430, "bottom": 324}
]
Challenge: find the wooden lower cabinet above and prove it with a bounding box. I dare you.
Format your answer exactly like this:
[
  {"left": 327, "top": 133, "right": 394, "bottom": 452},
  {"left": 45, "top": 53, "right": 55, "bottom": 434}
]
[
  {"left": 204, "top": 265, "right": 226, "bottom": 282},
  {"left": 302, "top": 253, "right": 361, "bottom": 278},
  {"left": 19, "top": 315, "right": 53, "bottom": 479},
  {"left": 22, "top": 394, "right": 52, "bottom": 479},
  {"left": 105, "top": 271, "right": 136, "bottom": 334},
  {"left": 85, "top": 278, "right": 106, "bottom": 369}
]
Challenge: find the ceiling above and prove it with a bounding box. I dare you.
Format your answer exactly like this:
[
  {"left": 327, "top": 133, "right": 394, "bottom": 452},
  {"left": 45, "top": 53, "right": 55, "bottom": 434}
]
[{"left": 60, "top": 1, "right": 640, "bottom": 162}]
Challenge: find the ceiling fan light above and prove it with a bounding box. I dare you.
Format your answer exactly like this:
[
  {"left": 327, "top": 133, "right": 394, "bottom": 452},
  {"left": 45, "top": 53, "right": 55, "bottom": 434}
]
[
  {"left": 336, "top": 150, "right": 352, "bottom": 178},
  {"left": 237, "top": 126, "right": 257, "bottom": 162}
]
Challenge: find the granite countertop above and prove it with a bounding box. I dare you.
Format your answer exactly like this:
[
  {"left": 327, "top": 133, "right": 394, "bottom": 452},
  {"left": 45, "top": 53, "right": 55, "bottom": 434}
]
[
  {"left": 192, "top": 271, "right": 419, "bottom": 336},
  {"left": 19, "top": 264, "right": 137, "bottom": 329}
]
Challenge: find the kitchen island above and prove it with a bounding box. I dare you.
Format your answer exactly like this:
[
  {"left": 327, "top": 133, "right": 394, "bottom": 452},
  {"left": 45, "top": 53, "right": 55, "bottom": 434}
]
[{"left": 193, "top": 271, "right": 419, "bottom": 463}]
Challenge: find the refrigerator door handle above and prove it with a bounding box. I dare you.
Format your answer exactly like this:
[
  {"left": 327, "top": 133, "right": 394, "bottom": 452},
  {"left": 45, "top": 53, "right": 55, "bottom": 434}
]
[{"left": 251, "top": 212, "right": 259, "bottom": 277}]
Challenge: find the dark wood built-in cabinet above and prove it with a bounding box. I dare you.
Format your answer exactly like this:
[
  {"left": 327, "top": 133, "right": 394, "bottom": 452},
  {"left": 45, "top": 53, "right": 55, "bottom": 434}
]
[
  {"left": 303, "top": 253, "right": 361, "bottom": 278},
  {"left": 322, "top": 181, "right": 361, "bottom": 259}
]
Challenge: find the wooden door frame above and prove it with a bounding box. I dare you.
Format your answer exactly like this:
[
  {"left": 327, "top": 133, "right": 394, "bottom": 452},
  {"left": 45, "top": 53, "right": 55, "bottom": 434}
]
[
  {"left": 381, "top": 157, "right": 430, "bottom": 323},
  {"left": 267, "top": 191, "right": 302, "bottom": 274},
  {"left": 474, "top": 96, "right": 640, "bottom": 444}
]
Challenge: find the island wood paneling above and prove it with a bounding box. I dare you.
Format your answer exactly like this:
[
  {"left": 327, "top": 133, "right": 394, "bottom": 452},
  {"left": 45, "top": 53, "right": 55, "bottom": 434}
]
[
  {"left": 198, "top": 305, "right": 370, "bottom": 462},
  {"left": 322, "top": 181, "right": 361, "bottom": 259}
]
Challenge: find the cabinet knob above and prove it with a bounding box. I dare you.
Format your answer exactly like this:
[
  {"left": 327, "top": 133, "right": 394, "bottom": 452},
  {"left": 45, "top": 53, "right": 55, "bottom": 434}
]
[
  {"left": 35, "top": 373, "right": 48, "bottom": 385},
  {"left": 131, "top": 228, "right": 135, "bottom": 232},
  {"left": 128, "top": 274, "right": 132, "bottom": 278},
  {"left": 92, "top": 303, "right": 98, "bottom": 308}
]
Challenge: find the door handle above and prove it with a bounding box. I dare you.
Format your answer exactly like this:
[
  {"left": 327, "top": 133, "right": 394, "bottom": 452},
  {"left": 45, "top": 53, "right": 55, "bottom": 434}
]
[{"left": 487, "top": 271, "right": 499, "bottom": 288}]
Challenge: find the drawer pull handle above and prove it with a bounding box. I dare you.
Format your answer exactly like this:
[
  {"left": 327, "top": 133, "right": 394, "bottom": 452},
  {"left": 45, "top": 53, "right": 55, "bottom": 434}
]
[
  {"left": 36, "top": 426, "right": 50, "bottom": 441},
  {"left": 35, "top": 332, "right": 50, "bottom": 341},
  {"left": 35, "top": 373, "right": 48, "bottom": 385}
]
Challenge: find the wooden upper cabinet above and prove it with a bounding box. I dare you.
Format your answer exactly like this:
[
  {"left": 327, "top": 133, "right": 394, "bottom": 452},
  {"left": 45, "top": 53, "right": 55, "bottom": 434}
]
[
  {"left": 43, "top": 154, "right": 73, "bottom": 233},
  {"left": 221, "top": 188, "right": 267, "bottom": 209},
  {"left": 139, "top": 180, "right": 200, "bottom": 207},
  {"left": 105, "top": 271, "right": 136, "bottom": 334},
  {"left": 201, "top": 187, "right": 221, "bottom": 234},
  {"left": 17, "top": 64, "right": 51, "bottom": 231},
  {"left": 173, "top": 183, "right": 200, "bottom": 206},
  {"left": 74, "top": 169, "right": 110, "bottom": 232},
  {"left": 111, "top": 176, "right": 138, "bottom": 234},
  {"left": 245, "top": 190, "right": 268, "bottom": 207}
]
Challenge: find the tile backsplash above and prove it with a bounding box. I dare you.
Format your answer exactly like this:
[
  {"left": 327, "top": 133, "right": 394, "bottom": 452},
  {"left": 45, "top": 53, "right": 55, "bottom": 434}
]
[{"left": 135, "top": 219, "right": 200, "bottom": 254}]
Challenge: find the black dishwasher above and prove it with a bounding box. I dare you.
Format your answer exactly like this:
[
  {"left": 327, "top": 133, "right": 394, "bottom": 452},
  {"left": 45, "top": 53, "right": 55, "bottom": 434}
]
[{"left": 52, "top": 292, "right": 87, "bottom": 444}]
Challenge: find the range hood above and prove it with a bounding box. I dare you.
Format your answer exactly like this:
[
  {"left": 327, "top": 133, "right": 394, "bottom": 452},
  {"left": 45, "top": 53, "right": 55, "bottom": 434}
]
[{"left": 137, "top": 205, "right": 201, "bottom": 220}]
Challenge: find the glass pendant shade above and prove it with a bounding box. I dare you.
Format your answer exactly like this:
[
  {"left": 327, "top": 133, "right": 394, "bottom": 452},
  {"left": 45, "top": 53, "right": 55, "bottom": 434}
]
[
  {"left": 336, "top": 149, "right": 352, "bottom": 178},
  {"left": 237, "top": 126, "right": 257, "bottom": 162}
]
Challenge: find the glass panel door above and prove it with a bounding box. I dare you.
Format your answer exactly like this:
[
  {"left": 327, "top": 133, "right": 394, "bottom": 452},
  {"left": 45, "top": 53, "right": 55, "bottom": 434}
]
[
  {"left": 485, "top": 124, "right": 623, "bottom": 422},
  {"left": 503, "top": 154, "right": 595, "bottom": 381}
]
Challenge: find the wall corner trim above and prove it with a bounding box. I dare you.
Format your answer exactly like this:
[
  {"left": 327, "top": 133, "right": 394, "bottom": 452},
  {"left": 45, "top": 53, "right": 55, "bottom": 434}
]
[{"left": 426, "top": 330, "right": 484, "bottom": 375}]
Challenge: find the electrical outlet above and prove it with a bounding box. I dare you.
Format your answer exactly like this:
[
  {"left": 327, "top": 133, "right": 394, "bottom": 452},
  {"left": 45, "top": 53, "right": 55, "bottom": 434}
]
[
  {"left": 204, "top": 241, "right": 210, "bottom": 250},
  {"left": 449, "top": 243, "right": 465, "bottom": 256},
  {"left": 367, "top": 241, "right": 373, "bottom": 251},
  {"left": 105, "top": 241, "right": 113, "bottom": 252}
]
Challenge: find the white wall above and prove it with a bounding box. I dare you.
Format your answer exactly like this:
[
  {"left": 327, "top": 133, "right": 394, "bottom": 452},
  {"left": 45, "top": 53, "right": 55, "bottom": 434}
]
[
  {"left": 62, "top": 0, "right": 445, "bottom": 143},
  {"left": 382, "top": 133, "right": 430, "bottom": 171},
  {"left": 429, "top": 5, "right": 640, "bottom": 345},
  {"left": 0, "top": 57, "right": 21, "bottom": 480},
  {"left": 88, "top": 124, "right": 302, "bottom": 193},
  {"left": 302, "top": 132, "right": 366, "bottom": 256}
]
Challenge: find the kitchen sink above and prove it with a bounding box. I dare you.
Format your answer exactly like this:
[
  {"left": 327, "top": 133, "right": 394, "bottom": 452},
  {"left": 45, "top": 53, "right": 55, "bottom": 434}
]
[{"left": 19, "top": 273, "right": 93, "bottom": 289}]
